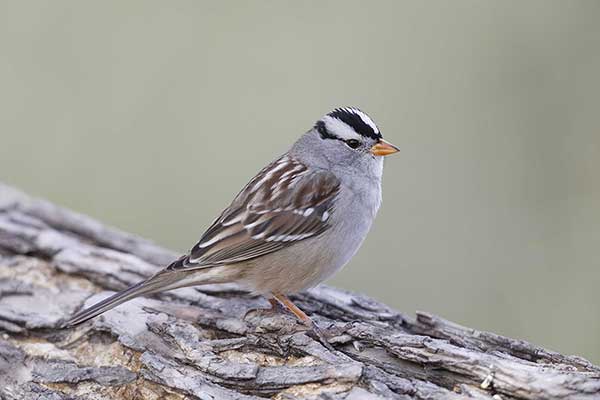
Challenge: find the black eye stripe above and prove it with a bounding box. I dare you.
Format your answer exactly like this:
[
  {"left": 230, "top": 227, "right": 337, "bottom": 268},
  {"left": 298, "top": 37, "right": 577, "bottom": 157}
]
[
  {"left": 315, "top": 121, "right": 360, "bottom": 146},
  {"left": 327, "top": 108, "right": 381, "bottom": 140},
  {"left": 314, "top": 108, "right": 382, "bottom": 143},
  {"left": 315, "top": 120, "right": 338, "bottom": 141}
]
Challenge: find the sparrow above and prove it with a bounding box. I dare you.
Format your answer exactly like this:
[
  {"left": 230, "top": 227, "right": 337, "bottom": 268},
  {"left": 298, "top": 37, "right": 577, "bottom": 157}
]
[{"left": 67, "top": 107, "right": 399, "bottom": 344}]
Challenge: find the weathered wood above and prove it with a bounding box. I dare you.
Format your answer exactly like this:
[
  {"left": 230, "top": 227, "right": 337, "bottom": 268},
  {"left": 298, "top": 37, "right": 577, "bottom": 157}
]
[{"left": 0, "top": 182, "right": 598, "bottom": 400}]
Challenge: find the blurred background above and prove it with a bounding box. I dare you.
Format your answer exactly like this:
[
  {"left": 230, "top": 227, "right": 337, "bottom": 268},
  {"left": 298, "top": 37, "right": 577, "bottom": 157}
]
[{"left": 1, "top": 1, "right": 599, "bottom": 362}]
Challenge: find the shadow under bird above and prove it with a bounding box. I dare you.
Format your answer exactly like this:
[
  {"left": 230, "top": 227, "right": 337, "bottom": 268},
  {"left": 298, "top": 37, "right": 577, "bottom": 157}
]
[{"left": 67, "top": 107, "right": 399, "bottom": 345}]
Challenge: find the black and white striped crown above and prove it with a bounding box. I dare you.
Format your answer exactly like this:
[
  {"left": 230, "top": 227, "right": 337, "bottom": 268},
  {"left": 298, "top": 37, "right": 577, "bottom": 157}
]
[{"left": 315, "top": 107, "right": 382, "bottom": 141}]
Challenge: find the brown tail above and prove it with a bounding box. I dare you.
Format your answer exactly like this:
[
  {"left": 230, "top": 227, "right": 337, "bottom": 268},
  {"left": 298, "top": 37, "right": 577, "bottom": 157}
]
[{"left": 65, "top": 272, "right": 182, "bottom": 327}]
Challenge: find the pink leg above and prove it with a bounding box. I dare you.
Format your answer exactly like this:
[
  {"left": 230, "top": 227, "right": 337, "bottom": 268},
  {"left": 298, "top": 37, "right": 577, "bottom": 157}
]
[{"left": 272, "top": 292, "right": 334, "bottom": 351}]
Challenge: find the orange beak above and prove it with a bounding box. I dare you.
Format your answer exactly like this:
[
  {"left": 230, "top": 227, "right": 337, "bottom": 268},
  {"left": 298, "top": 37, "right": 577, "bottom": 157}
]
[{"left": 370, "top": 139, "right": 400, "bottom": 156}]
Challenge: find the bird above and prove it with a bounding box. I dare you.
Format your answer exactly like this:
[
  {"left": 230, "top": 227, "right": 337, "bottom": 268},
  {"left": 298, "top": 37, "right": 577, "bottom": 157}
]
[{"left": 66, "top": 107, "right": 399, "bottom": 342}]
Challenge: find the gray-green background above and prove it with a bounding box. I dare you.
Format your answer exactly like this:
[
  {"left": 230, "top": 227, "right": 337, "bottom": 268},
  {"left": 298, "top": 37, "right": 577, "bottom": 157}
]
[{"left": 1, "top": 1, "right": 599, "bottom": 362}]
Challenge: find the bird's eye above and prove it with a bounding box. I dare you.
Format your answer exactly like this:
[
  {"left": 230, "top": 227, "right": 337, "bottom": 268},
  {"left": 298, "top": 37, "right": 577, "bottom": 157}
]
[{"left": 345, "top": 139, "right": 360, "bottom": 149}]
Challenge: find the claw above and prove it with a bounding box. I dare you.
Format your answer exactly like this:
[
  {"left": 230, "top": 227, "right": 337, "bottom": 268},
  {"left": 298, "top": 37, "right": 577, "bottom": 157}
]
[
  {"left": 243, "top": 297, "right": 286, "bottom": 320},
  {"left": 271, "top": 292, "right": 335, "bottom": 352},
  {"left": 305, "top": 320, "right": 336, "bottom": 352}
]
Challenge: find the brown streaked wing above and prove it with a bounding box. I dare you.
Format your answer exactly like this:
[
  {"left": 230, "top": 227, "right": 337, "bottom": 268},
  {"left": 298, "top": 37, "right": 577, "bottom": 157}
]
[{"left": 168, "top": 156, "right": 340, "bottom": 270}]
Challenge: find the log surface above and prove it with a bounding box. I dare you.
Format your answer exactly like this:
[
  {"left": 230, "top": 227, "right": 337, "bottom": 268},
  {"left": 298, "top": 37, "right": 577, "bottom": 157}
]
[{"left": 0, "top": 182, "right": 598, "bottom": 400}]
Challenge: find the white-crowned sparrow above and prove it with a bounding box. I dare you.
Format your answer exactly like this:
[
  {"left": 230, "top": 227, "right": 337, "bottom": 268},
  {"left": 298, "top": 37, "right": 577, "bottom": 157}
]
[{"left": 67, "top": 107, "right": 399, "bottom": 333}]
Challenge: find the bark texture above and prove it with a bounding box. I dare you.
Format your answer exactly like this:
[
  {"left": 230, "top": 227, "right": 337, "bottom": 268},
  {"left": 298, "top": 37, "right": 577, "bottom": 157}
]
[{"left": 0, "top": 182, "right": 598, "bottom": 400}]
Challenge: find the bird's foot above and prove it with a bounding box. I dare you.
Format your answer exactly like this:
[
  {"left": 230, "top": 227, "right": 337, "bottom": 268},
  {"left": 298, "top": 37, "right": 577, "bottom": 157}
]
[
  {"left": 271, "top": 292, "right": 336, "bottom": 352},
  {"left": 243, "top": 298, "right": 287, "bottom": 320},
  {"left": 244, "top": 293, "right": 336, "bottom": 351},
  {"left": 304, "top": 319, "right": 336, "bottom": 352}
]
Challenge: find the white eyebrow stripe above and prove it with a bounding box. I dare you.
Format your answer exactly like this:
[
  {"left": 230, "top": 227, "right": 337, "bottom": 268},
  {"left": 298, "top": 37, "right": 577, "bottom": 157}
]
[
  {"left": 321, "top": 115, "right": 363, "bottom": 141},
  {"left": 344, "top": 107, "right": 380, "bottom": 134}
]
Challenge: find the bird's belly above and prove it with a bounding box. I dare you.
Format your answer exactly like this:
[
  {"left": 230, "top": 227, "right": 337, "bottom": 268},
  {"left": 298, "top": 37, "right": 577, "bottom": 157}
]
[{"left": 238, "top": 204, "right": 375, "bottom": 295}]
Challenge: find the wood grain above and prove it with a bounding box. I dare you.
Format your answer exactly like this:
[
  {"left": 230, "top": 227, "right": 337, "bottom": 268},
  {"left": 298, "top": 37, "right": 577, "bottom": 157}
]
[{"left": 0, "top": 183, "right": 598, "bottom": 399}]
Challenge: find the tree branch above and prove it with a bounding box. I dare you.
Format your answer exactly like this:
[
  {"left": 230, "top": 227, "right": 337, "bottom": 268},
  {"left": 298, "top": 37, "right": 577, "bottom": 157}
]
[{"left": 0, "top": 182, "right": 598, "bottom": 399}]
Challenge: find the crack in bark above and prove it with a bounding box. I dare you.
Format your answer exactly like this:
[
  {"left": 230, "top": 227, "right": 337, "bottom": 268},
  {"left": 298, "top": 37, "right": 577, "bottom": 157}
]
[{"left": 0, "top": 183, "right": 599, "bottom": 400}]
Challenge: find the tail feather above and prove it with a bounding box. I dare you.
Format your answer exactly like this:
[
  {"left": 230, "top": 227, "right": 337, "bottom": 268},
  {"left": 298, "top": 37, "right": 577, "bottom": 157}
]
[{"left": 66, "top": 272, "right": 181, "bottom": 327}]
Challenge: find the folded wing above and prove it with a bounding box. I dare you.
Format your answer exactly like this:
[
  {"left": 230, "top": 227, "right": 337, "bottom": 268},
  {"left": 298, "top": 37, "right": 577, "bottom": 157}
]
[{"left": 167, "top": 156, "right": 340, "bottom": 271}]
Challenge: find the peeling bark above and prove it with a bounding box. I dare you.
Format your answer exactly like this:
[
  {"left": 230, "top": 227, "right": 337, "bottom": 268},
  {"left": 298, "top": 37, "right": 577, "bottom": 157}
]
[{"left": 0, "top": 182, "right": 598, "bottom": 400}]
